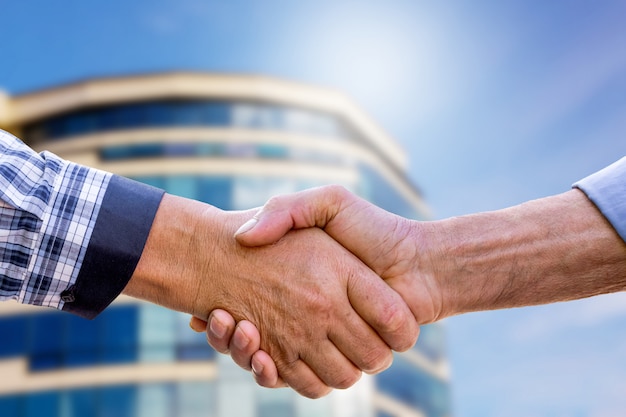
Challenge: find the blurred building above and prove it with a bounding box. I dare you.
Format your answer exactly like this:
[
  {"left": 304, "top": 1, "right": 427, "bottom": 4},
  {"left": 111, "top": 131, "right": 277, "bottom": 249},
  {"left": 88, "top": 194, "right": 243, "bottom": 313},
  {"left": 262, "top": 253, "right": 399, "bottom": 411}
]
[{"left": 0, "top": 72, "right": 450, "bottom": 417}]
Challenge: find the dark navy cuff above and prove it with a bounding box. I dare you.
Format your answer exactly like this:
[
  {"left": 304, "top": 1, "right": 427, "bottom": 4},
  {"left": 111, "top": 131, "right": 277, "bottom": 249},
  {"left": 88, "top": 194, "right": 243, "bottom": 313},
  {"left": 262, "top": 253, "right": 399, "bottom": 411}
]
[{"left": 62, "top": 175, "right": 165, "bottom": 319}]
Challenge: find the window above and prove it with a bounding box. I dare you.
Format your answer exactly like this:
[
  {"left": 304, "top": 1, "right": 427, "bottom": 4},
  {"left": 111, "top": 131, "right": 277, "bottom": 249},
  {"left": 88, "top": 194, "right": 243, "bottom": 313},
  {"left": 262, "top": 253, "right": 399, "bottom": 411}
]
[
  {"left": 22, "top": 100, "right": 356, "bottom": 145},
  {"left": 29, "top": 313, "right": 64, "bottom": 370},
  {"left": 376, "top": 355, "right": 451, "bottom": 417},
  {"left": 164, "top": 176, "right": 197, "bottom": 200},
  {"left": 99, "top": 306, "right": 138, "bottom": 365},
  {"left": 0, "top": 395, "right": 20, "bottom": 416},
  {"left": 358, "top": 164, "right": 422, "bottom": 220},
  {"left": 257, "top": 144, "right": 288, "bottom": 159},
  {"left": 413, "top": 323, "right": 446, "bottom": 362},
  {"left": 258, "top": 389, "right": 294, "bottom": 417},
  {"left": 174, "top": 312, "right": 215, "bottom": 361},
  {"left": 138, "top": 304, "right": 176, "bottom": 363},
  {"left": 197, "top": 177, "right": 233, "bottom": 210},
  {"left": 232, "top": 177, "right": 297, "bottom": 210},
  {"left": 65, "top": 388, "right": 97, "bottom": 417},
  {"left": 99, "top": 385, "right": 136, "bottom": 417},
  {"left": 25, "top": 392, "right": 59, "bottom": 417},
  {"left": 175, "top": 382, "right": 215, "bottom": 417},
  {"left": 65, "top": 313, "right": 99, "bottom": 368},
  {"left": 137, "top": 384, "right": 173, "bottom": 417},
  {"left": 0, "top": 316, "right": 27, "bottom": 358}
]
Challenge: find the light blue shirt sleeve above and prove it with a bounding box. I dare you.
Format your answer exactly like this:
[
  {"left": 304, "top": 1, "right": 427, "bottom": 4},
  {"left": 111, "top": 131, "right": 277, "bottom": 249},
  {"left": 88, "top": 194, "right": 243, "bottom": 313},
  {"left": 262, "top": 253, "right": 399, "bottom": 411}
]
[{"left": 574, "top": 157, "right": 626, "bottom": 243}]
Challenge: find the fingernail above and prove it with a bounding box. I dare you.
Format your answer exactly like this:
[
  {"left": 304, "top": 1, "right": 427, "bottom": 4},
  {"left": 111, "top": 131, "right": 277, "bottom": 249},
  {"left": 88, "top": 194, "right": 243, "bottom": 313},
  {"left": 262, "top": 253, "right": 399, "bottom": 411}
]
[
  {"left": 235, "top": 218, "right": 258, "bottom": 236},
  {"left": 209, "top": 315, "right": 227, "bottom": 338},
  {"left": 251, "top": 356, "right": 264, "bottom": 375},
  {"left": 189, "top": 318, "right": 203, "bottom": 332},
  {"left": 233, "top": 325, "right": 250, "bottom": 350}
]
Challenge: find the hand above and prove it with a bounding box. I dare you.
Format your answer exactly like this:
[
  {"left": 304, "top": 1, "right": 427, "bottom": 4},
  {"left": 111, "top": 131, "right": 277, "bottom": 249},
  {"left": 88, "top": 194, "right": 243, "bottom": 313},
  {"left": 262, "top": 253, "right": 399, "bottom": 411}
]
[
  {"left": 201, "top": 186, "right": 626, "bottom": 389},
  {"left": 124, "top": 193, "right": 418, "bottom": 398},
  {"left": 234, "top": 185, "right": 444, "bottom": 324},
  {"left": 198, "top": 185, "right": 444, "bottom": 387},
  {"left": 190, "top": 312, "right": 286, "bottom": 388}
]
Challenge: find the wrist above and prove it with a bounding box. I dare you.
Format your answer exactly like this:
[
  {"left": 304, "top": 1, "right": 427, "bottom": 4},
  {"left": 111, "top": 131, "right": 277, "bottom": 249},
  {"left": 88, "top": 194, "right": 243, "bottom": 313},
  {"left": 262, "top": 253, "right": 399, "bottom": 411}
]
[
  {"left": 392, "top": 219, "right": 448, "bottom": 324},
  {"left": 123, "top": 194, "right": 239, "bottom": 317}
]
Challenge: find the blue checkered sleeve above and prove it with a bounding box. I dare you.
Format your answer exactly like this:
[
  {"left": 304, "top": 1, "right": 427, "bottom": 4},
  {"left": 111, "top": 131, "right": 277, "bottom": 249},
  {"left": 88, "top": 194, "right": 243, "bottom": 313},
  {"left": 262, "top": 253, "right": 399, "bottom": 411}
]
[
  {"left": 0, "top": 129, "right": 111, "bottom": 309},
  {"left": 0, "top": 129, "right": 164, "bottom": 318}
]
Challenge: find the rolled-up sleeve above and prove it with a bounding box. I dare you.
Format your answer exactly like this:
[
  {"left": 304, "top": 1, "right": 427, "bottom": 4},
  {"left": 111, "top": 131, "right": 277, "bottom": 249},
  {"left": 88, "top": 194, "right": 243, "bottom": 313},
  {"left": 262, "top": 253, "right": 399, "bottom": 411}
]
[
  {"left": 0, "top": 129, "right": 164, "bottom": 319},
  {"left": 574, "top": 157, "right": 626, "bottom": 243}
]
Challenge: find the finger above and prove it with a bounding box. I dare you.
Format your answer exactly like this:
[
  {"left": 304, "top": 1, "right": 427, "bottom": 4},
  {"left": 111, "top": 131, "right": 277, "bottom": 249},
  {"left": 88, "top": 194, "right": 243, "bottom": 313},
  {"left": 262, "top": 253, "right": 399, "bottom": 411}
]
[
  {"left": 347, "top": 266, "right": 420, "bottom": 353},
  {"left": 206, "top": 309, "right": 237, "bottom": 354},
  {"left": 326, "top": 307, "right": 394, "bottom": 374},
  {"left": 298, "top": 339, "right": 363, "bottom": 390},
  {"left": 251, "top": 351, "right": 287, "bottom": 388},
  {"left": 275, "top": 358, "right": 332, "bottom": 399},
  {"left": 189, "top": 316, "right": 207, "bottom": 333},
  {"left": 229, "top": 321, "right": 261, "bottom": 371},
  {"left": 316, "top": 264, "right": 395, "bottom": 373}
]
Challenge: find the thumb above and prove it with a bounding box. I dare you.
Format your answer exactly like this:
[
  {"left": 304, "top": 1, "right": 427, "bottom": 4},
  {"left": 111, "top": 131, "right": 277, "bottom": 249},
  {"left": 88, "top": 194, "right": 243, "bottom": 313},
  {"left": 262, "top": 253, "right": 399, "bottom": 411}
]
[
  {"left": 234, "top": 186, "right": 344, "bottom": 247},
  {"left": 234, "top": 207, "right": 297, "bottom": 246}
]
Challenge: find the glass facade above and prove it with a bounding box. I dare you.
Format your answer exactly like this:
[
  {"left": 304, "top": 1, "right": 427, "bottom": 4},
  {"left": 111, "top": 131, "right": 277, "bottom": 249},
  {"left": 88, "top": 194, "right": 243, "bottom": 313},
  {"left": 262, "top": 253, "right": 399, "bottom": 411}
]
[
  {"left": 0, "top": 383, "right": 215, "bottom": 417},
  {"left": 21, "top": 99, "right": 411, "bottom": 190},
  {"left": 22, "top": 100, "right": 355, "bottom": 144},
  {"left": 0, "top": 306, "right": 213, "bottom": 373},
  {"left": 99, "top": 142, "right": 345, "bottom": 167},
  {"left": 377, "top": 355, "right": 451, "bottom": 417},
  {"left": 2, "top": 88, "right": 448, "bottom": 417}
]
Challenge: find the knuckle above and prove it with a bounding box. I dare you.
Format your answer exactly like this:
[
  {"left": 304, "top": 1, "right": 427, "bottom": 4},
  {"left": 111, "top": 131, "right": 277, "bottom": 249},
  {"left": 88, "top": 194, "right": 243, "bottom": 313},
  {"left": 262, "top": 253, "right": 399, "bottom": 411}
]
[
  {"left": 391, "top": 331, "right": 418, "bottom": 353},
  {"left": 360, "top": 346, "right": 393, "bottom": 374},
  {"left": 231, "top": 351, "right": 253, "bottom": 371},
  {"left": 332, "top": 369, "right": 362, "bottom": 390},
  {"left": 263, "top": 195, "right": 285, "bottom": 211},
  {"left": 399, "top": 323, "right": 420, "bottom": 352},
  {"left": 326, "top": 184, "right": 350, "bottom": 203},
  {"left": 378, "top": 302, "right": 410, "bottom": 336},
  {"left": 305, "top": 291, "right": 333, "bottom": 316},
  {"left": 206, "top": 334, "right": 230, "bottom": 354},
  {"left": 273, "top": 352, "right": 301, "bottom": 375},
  {"left": 273, "top": 355, "right": 332, "bottom": 399},
  {"left": 299, "top": 383, "right": 332, "bottom": 399},
  {"left": 253, "top": 372, "right": 277, "bottom": 389}
]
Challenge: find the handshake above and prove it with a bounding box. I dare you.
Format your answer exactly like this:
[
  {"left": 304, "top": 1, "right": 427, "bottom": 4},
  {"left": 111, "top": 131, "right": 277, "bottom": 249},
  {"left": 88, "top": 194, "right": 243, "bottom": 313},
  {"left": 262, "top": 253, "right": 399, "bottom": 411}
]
[
  {"left": 191, "top": 185, "right": 437, "bottom": 398},
  {"left": 125, "top": 185, "right": 626, "bottom": 398}
]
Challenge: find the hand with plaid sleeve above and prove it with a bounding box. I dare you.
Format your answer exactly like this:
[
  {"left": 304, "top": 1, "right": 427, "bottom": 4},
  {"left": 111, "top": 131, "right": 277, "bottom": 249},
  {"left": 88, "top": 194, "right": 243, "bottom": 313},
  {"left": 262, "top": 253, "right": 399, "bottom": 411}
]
[{"left": 0, "top": 129, "right": 417, "bottom": 398}]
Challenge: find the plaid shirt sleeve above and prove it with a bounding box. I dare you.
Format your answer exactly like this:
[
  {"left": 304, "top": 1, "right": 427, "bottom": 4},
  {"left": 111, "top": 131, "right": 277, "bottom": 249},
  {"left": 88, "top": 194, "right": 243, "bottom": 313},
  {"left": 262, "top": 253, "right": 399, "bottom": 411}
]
[{"left": 0, "top": 129, "right": 164, "bottom": 319}]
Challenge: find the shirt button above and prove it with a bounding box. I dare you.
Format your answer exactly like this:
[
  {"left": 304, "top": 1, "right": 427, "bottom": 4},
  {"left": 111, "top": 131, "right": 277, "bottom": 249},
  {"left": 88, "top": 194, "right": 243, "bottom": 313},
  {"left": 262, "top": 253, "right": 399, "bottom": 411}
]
[{"left": 61, "top": 285, "right": 76, "bottom": 303}]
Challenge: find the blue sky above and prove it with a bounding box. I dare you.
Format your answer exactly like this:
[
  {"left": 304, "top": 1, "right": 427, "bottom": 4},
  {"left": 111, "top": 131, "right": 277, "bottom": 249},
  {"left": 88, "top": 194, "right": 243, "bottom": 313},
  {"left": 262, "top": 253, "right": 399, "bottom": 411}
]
[{"left": 2, "top": 1, "right": 626, "bottom": 416}]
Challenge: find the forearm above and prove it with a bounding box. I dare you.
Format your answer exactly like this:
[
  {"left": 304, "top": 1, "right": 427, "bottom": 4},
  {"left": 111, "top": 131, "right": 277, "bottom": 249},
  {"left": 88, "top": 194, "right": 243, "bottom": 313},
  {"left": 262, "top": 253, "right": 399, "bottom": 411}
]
[
  {"left": 426, "top": 189, "right": 626, "bottom": 317},
  {"left": 123, "top": 193, "right": 249, "bottom": 318}
]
